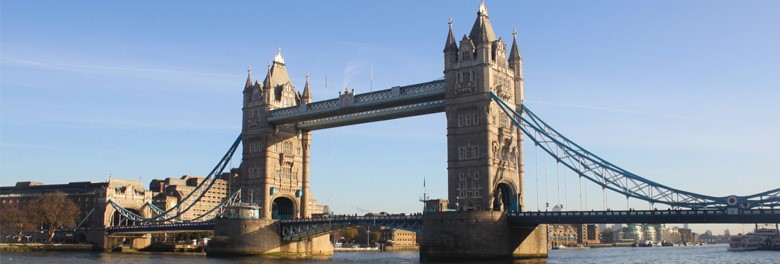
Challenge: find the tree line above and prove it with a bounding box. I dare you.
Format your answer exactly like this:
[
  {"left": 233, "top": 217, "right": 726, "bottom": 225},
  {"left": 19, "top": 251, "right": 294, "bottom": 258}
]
[{"left": 0, "top": 192, "right": 80, "bottom": 243}]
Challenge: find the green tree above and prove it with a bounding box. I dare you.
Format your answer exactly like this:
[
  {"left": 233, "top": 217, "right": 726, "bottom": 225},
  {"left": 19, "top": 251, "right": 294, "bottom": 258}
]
[
  {"left": 0, "top": 204, "right": 35, "bottom": 242},
  {"left": 29, "top": 192, "right": 80, "bottom": 242}
]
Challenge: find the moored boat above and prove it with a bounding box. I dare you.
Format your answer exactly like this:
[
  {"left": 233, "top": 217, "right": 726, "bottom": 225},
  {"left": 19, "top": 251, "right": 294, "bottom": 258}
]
[{"left": 728, "top": 225, "right": 779, "bottom": 252}]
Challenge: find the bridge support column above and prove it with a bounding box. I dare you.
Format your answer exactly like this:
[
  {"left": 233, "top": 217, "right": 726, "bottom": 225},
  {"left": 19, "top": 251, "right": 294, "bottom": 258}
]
[
  {"left": 420, "top": 211, "right": 547, "bottom": 261},
  {"left": 208, "top": 218, "right": 333, "bottom": 257}
]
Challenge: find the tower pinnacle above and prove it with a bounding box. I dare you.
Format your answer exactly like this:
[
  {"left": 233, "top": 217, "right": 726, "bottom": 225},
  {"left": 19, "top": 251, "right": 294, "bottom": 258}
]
[
  {"left": 302, "top": 72, "right": 312, "bottom": 103},
  {"left": 509, "top": 28, "right": 522, "bottom": 61},
  {"left": 478, "top": 0, "right": 488, "bottom": 16},
  {"left": 274, "top": 48, "right": 285, "bottom": 64},
  {"left": 469, "top": 0, "right": 496, "bottom": 43},
  {"left": 245, "top": 65, "right": 253, "bottom": 89},
  {"left": 444, "top": 17, "right": 458, "bottom": 52}
]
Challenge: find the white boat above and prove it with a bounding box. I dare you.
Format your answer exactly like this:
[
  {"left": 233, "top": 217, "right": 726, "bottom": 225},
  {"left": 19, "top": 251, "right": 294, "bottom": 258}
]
[
  {"left": 727, "top": 235, "right": 763, "bottom": 251},
  {"left": 728, "top": 227, "right": 778, "bottom": 252}
]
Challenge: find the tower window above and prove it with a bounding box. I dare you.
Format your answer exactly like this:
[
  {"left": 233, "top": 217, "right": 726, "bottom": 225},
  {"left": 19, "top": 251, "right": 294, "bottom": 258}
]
[{"left": 458, "top": 144, "right": 480, "bottom": 160}]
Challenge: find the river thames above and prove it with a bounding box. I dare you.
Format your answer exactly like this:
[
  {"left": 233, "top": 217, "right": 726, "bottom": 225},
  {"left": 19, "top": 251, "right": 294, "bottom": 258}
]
[{"left": 2, "top": 244, "right": 777, "bottom": 264}]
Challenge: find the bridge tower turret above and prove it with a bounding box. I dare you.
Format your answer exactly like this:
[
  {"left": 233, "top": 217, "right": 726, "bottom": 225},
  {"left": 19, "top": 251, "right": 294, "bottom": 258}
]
[
  {"left": 443, "top": 1, "right": 522, "bottom": 213},
  {"left": 239, "top": 50, "right": 312, "bottom": 219}
]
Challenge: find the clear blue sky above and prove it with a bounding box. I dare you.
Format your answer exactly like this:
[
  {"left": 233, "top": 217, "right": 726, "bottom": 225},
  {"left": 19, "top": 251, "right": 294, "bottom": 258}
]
[{"left": 2, "top": 1, "right": 778, "bottom": 234}]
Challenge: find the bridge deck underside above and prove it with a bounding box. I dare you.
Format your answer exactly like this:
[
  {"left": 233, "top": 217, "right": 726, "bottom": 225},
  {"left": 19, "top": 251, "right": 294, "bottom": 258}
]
[{"left": 509, "top": 209, "right": 780, "bottom": 225}]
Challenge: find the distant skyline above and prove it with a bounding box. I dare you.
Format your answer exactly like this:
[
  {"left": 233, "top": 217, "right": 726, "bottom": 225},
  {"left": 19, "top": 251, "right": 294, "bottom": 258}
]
[{"left": 2, "top": 1, "right": 778, "bottom": 234}]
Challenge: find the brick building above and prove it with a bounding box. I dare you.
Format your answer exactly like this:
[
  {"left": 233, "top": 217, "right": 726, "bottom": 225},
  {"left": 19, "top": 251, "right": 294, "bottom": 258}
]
[{"left": 149, "top": 175, "right": 228, "bottom": 220}]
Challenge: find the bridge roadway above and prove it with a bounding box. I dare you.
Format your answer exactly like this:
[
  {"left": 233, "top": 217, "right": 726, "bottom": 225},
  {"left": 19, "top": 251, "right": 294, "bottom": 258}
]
[
  {"left": 279, "top": 214, "right": 423, "bottom": 241},
  {"left": 105, "top": 209, "right": 779, "bottom": 238},
  {"left": 107, "top": 221, "right": 215, "bottom": 234}
]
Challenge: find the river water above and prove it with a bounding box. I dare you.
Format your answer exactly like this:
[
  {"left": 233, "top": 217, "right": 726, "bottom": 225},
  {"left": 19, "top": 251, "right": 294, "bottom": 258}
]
[{"left": 2, "top": 244, "right": 777, "bottom": 264}]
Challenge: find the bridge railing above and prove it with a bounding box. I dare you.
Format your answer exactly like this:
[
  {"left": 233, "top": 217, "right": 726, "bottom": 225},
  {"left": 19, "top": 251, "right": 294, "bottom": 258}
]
[
  {"left": 508, "top": 208, "right": 780, "bottom": 224},
  {"left": 279, "top": 214, "right": 423, "bottom": 241},
  {"left": 106, "top": 221, "right": 215, "bottom": 233},
  {"left": 280, "top": 214, "right": 423, "bottom": 223}
]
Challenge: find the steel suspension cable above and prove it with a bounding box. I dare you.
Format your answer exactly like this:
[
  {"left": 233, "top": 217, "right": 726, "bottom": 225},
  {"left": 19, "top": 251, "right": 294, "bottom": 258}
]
[
  {"left": 545, "top": 149, "right": 549, "bottom": 211},
  {"left": 492, "top": 93, "right": 779, "bottom": 209},
  {"left": 579, "top": 173, "right": 583, "bottom": 210},
  {"left": 111, "top": 134, "right": 242, "bottom": 223},
  {"left": 535, "top": 142, "right": 540, "bottom": 211},
  {"left": 564, "top": 162, "right": 568, "bottom": 209},
  {"left": 556, "top": 146, "right": 561, "bottom": 208}
]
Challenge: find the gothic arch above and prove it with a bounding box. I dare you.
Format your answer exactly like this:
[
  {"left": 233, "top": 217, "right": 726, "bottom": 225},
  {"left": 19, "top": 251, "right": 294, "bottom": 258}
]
[
  {"left": 271, "top": 195, "right": 298, "bottom": 220},
  {"left": 493, "top": 181, "right": 519, "bottom": 212}
]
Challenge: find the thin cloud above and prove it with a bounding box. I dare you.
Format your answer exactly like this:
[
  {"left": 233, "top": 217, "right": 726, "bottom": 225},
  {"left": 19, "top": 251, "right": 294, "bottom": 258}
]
[
  {"left": 342, "top": 62, "right": 366, "bottom": 89},
  {"left": 2, "top": 115, "right": 238, "bottom": 132},
  {"left": 1, "top": 57, "right": 241, "bottom": 79},
  {"left": 526, "top": 100, "right": 704, "bottom": 121}
]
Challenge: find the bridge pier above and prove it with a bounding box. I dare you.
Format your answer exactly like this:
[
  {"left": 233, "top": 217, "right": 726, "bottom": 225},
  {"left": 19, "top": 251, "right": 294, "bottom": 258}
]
[
  {"left": 207, "top": 217, "right": 333, "bottom": 257},
  {"left": 420, "top": 211, "right": 547, "bottom": 261},
  {"left": 86, "top": 228, "right": 152, "bottom": 251}
]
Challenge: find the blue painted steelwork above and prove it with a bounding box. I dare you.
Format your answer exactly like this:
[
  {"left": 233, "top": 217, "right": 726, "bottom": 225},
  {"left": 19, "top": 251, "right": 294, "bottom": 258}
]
[
  {"left": 279, "top": 215, "right": 423, "bottom": 241},
  {"left": 296, "top": 100, "right": 444, "bottom": 130},
  {"left": 107, "top": 135, "right": 242, "bottom": 224},
  {"left": 508, "top": 209, "right": 780, "bottom": 225},
  {"left": 269, "top": 80, "right": 445, "bottom": 130},
  {"left": 490, "top": 92, "right": 780, "bottom": 209},
  {"left": 145, "top": 201, "right": 166, "bottom": 217},
  {"left": 76, "top": 208, "right": 95, "bottom": 228},
  {"left": 107, "top": 221, "right": 215, "bottom": 234},
  {"left": 108, "top": 188, "right": 242, "bottom": 225}
]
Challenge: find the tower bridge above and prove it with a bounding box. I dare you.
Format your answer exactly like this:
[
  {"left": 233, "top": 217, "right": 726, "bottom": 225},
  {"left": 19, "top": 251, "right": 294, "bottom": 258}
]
[{"left": 100, "top": 2, "right": 780, "bottom": 260}]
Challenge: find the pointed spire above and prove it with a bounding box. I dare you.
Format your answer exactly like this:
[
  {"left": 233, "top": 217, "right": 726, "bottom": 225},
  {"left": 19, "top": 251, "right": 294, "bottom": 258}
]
[
  {"left": 469, "top": 0, "right": 496, "bottom": 43},
  {"left": 478, "top": 0, "right": 488, "bottom": 16},
  {"left": 264, "top": 61, "right": 272, "bottom": 88},
  {"left": 302, "top": 73, "right": 312, "bottom": 103},
  {"left": 444, "top": 17, "right": 458, "bottom": 52},
  {"left": 509, "top": 28, "right": 522, "bottom": 61},
  {"left": 245, "top": 66, "right": 253, "bottom": 89},
  {"left": 274, "top": 48, "right": 285, "bottom": 64}
]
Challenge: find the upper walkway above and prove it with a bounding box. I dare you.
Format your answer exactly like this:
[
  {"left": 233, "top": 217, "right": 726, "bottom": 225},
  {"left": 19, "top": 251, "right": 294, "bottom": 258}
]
[{"left": 268, "top": 80, "right": 445, "bottom": 130}]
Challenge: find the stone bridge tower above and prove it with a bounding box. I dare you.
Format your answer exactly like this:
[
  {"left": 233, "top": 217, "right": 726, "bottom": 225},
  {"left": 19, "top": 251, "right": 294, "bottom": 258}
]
[
  {"left": 240, "top": 50, "right": 312, "bottom": 219},
  {"left": 422, "top": 3, "right": 546, "bottom": 260},
  {"left": 444, "top": 2, "right": 524, "bottom": 212}
]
